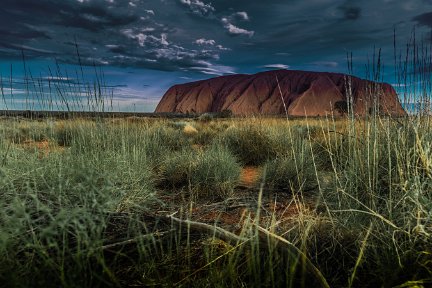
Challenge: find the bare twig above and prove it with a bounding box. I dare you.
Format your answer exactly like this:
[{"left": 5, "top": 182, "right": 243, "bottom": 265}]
[
  {"left": 168, "top": 215, "right": 248, "bottom": 244},
  {"left": 100, "top": 230, "right": 174, "bottom": 251}
]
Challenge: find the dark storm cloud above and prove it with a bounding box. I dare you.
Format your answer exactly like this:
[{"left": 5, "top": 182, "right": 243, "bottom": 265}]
[
  {"left": 338, "top": 5, "right": 361, "bottom": 20},
  {"left": 1, "top": 0, "right": 432, "bottom": 77},
  {"left": 413, "top": 12, "right": 432, "bottom": 27},
  {"left": 0, "top": 0, "right": 228, "bottom": 73},
  {"left": 58, "top": 5, "right": 139, "bottom": 32},
  {"left": 0, "top": 29, "right": 51, "bottom": 41}
]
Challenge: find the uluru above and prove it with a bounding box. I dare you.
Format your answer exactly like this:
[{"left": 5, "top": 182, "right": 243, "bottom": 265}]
[{"left": 155, "top": 70, "right": 406, "bottom": 116}]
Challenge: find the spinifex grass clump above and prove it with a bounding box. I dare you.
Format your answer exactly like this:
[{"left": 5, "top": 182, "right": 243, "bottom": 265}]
[
  {"left": 191, "top": 144, "right": 241, "bottom": 199},
  {"left": 216, "top": 123, "right": 292, "bottom": 165},
  {"left": 157, "top": 144, "right": 241, "bottom": 199},
  {"left": 0, "top": 154, "right": 116, "bottom": 286},
  {"left": 264, "top": 140, "right": 317, "bottom": 193},
  {"left": 192, "top": 120, "right": 230, "bottom": 146},
  {"left": 157, "top": 148, "right": 196, "bottom": 189},
  {"left": 142, "top": 124, "right": 190, "bottom": 159},
  {"left": 215, "top": 124, "right": 276, "bottom": 165}
]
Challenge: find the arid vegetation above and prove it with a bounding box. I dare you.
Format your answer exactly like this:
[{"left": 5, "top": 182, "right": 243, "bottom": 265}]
[{"left": 0, "top": 114, "right": 431, "bottom": 287}]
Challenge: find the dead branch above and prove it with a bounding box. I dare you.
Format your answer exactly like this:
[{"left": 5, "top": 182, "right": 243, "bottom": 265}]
[{"left": 168, "top": 215, "right": 248, "bottom": 244}]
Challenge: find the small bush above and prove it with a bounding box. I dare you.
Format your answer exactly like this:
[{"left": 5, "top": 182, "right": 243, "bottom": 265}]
[
  {"left": 191, "top": 145, "right": 241, "bottom": 199},
  {"left": 197, "top": 113, "right": 214, "bottom": 122},
  {"left": 290, "top": 124, "right": 322, "bottom": 140},
  {"left": 192, "top": 128, "right": 217, "bottom": 146},
  {"left": 216, "top": 125, "right": 278, "bottom": 165},
  {"left": 156, "top": 145, "right": 240, "bottom": 199},
  {"left": 218, "top": 109, "right": 233, "bottom": 118},
  {"left": 264, "top": 149, "right": 317, "bottom": 193},
  {"left": 334, "top": 100, "right": 348, "bottom": 115},
  {"left": 54, "top": 123, "right": 84, "bottom": 146},
  {"left": 156, "top": 149, "right": 196, "bottom": 189},
  {"left": 143, "top": 126, "right": 190, "bottom": 160},
  {"left": 183, "top": 124, "right": 198, "bottom": 136}
]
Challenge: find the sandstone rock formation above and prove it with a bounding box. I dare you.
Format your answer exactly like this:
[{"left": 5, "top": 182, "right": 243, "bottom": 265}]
[{"left": 155, "top": 70, "right": 406, "bottom": 116}]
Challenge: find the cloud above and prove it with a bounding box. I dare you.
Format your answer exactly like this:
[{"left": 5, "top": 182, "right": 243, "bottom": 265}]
[
  {"left": 3, "top": 0, "right": 432, "bottom": 79},
  {"left": 310, "top": 61, "right": 339, "bottom": 67},
  {"left": 413, "top": 11, "right": 432, "bottom": 27},
  {"left": 40, "top": 76, "right": 76, "bottom": 84},
  {"left": 179, "top": 0, "right": 215, "bottom": 16},
  {"left": 122, "top": 30, "right": 169, "bottom": 47},
  {"left": 337, "top": 4, "right": 361, "bottom": 20},
  {"left": 262, "top": 64, "right": 290, "bottom": 69},
  {"left": 58, "top": 4, "right": 139, "bottom": 32},
  {"left": 160, "top": 33, "right": 169, "bottom": 46},
  {"left": 195, "top": 38, "right": 216, "bottom": 45},
  {"left": 233, "top": 12, "right": 250, "bottom": 21},
  {"left": 216, "top": 45, "right": 230, "bottom": 51},
  {"left": 190, "top": 61, "right": 236, "bottom": 75},
  {"left": 221, "top": 18, "right": 254, "bottom": 36},
  {"left": 0, "top": 43, "right": 56, "bottom": 55},
  {"left": 195, "top": 38, "right": 231, "bottom": 51}
]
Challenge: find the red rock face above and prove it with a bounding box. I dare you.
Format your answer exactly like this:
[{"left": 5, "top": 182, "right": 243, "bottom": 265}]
[{"left": 155, "top": 70, "right": 406, "bottom": 116}]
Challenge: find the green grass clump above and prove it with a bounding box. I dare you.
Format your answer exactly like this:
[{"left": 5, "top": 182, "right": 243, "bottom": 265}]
[
  {"left": 216, "top": 125, "right": 279, "bottom": 165},
  {"left": 142, "top": 125, "right": 190, "bottom": 159},
  {"left": 156, "top": 145, "right": 241, "bottom": 199},
  {"left": 264, "top": 142, "right": 317, "bottom": 193},
  {"left": 156, "top": 148, "right": 196, "bottom": 189},
  {"left": 191, "top": 144, "right": 241, "bottom": 199}
]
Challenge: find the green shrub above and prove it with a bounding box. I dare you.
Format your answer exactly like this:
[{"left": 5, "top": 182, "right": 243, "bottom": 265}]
[
  {"left": 156, "top": 149, "right": 196, "bottom": 189},
  {"left": 191, "top": 145, "right": 241, "bottom": 199},
  {"left": 197, "top": 113, "right": 214, "bottom": 122},
  {"left": 143, "top": 126, "right": 190, "bottom": 160},
  {"left": 192, "top": 127, "right": 218, "bottom": 146},
  {"left": 216, "top": 125, "right": 278, "bottom": 165},
  {"left": 264, "top": 146, "right": 317, "bottom": 193},
  {"left": 218, "top": 109, "right": 233, "bottom": 118},
  {"left": 156, "top": 145, "right": 240, "bottom": 199}
]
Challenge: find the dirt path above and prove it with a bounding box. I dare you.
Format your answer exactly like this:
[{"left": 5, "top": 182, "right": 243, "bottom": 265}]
[{"left": 239, "top": 166, "right": 261, "bottom": 188}]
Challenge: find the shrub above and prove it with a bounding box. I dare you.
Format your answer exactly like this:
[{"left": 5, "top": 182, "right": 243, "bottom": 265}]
[
  {"left": 143, "top": 125, "right": 190, "bottom": 160},
  {"left": 334, "top": 100, "right": 348, "bottom": 115},
  {"left": 216, "top": 125, "right": 278, "bottom": 165},
  {"left": 191, "top": 121, "right": 228, "bottom": 146},
  {"left": 197, "top": 113, "right": 214, "bottom": 122},
  {"left": 263, "top": 145, "right": 317, "bottom": 193},
  {"left": 191, "top": 145, "right": 241, "bottom": 199},
  {"left": 156, "top": 145, "right": 240, "bottom": 199},
  {"left": 54, "top": 123, "right": 84, "bottom": 146},
  {"left": 183, "top": 124, "right": 198, "bottom": 136},
  {"left": 156, "top": 149, "right": 196, "bottom": 189},
  {"left": 218, "top": 109, "right": 233, "bottom": 118}
]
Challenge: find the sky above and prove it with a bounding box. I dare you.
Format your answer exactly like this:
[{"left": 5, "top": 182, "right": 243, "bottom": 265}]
[{"left": 0, "top": 0, "right": 432, "bottom": 111}]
